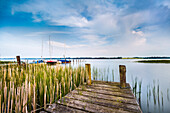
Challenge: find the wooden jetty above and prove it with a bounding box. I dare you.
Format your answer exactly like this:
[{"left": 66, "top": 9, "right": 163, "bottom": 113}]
[{"left": 40, "top": 65, "right": 142, "bottom": 113}]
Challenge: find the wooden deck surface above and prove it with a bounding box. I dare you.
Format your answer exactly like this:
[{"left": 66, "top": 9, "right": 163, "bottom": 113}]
[{"left": 40, "top": 81, "right": 142, "bottom": 113}]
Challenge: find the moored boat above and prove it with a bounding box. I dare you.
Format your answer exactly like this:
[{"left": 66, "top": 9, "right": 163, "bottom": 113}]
[
  {"left": 58, "top": 59, "right": 71, "bottom": 64},
  {"left": 46, "top": 60, "right": 58, "bottom": 65}
]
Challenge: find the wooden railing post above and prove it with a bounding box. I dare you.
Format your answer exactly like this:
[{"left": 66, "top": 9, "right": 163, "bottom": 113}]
[
  {"left": 119, "top": 65, "right": 126, "bottom": 88},
  {"left": 16, "top": 56, "right": 21, "bottom": 66},
  {"left": 85, "top": 64, "right": 91, "bottom": 85}
]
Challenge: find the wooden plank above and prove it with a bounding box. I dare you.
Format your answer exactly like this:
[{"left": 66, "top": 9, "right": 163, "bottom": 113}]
[
  {"left": 80, "top": 84, "right": 132, "bottom": 94},
  {"left": 92, "top": 81, "right": 131, "bottom": 87},
  {"left": 92, "top": 82, "right": 131, "bottom": 89},
  {"left": 41, "top": 104, "right": 87, "bottom": 113},
  {"left": 65, "top": 92, "right": 141, "bottom": 112},
  {"left": 70, "top": 90, "right": 138, "bottom": 105},
  {"left": 91, "top": 83, "right": 126, "bottom": 89},
  {"left": 77, "top": 86, "right": 134, "bottom": 98},
  {"left": 92, "top": 80, "right": 122, "bottom": 85},
  {"left": 58, "top": 97, "right": 130, "bottom": 113}
]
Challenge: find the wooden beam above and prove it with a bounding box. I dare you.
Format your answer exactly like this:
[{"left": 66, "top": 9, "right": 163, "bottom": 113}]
[
  {"left": 85, "top": 64, "right": 91, "bottom": 85},
  {"left": 16, "top": 56, "right": 21, "bottom": 66},
  {"left": 119, "top": 65, "right": 126, "bottom": 88}
]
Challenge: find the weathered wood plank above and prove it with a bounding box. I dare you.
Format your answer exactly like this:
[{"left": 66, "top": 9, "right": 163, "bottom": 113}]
[
  {"left": 70, "top": 90, "right": 138, "bottom": 105},
  {"left": 80, "top": 84, "right": 132, "bottom": 94},
  {"left": 92, "top": 80, "right": 123, "bottom": 85},
  {"left": 40, "top": 104, "right": 87, "bottom": 113},
  {"left": 92, "top": 80, "right": 131, "bottom": 87},
  {"left": 91, "top": 83, "right": 128, "bottom": 89},
  {"left": 58, "top": 97, "right": 130, "bottom": 113},
  {"left": 77, "top": 86, "right": 134, "bottom": 98},
  {"left": 92, "top": 82, "right": 131, "bottom": 89},
  {"left": 65, "top": 93, "right": 141, "bottom": 112}
]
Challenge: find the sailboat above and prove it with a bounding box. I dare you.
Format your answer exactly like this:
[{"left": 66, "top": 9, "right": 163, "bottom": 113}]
[
  {"left": 58, "top": 57, "right": 71, "bottom": 64},
  {"left": 30, "top": 39, "right": 44, "bottom": 64},
  {"left": 58, "top": 44, "right": 71, "bottom": 64},
  {"left": 46, "top": 36, "right": 58, "bottom": 65}
]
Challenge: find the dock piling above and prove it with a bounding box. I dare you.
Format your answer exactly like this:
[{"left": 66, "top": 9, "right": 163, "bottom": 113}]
[
  {"left": 119, "top": 65, "right": 126, "bottom": 88},
  {"left": 85, "top": 64, "right": 91, "bottom": 85},
  {"left": 16, "top": 56, "right": 21, "bottom": 66}
]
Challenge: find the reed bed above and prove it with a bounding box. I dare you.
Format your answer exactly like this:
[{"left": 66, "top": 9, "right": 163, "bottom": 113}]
[
  {"left": 92, "top": 67, "right": 114, "bottom": 82},
  {"left": 0, "top": 64, "right": 87, "bottom": 112},
  {"left": 145, "top": 79, "right": 170, "bottom": 112}
]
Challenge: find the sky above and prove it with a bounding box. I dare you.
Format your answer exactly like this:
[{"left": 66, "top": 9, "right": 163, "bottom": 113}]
[{"left": 0, "top": 0, "right": 170, "bottom": 58}]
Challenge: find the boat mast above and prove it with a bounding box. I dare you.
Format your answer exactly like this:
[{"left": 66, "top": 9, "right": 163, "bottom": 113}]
[
  {"left": 41, "top": 39, "right": 43, "bottom": 59},
  {"left": 64, "top": 43, "right": 66, "bottom": 62},
  {"left": 49, "top": 35, "right": 51, "bottom": 59}
]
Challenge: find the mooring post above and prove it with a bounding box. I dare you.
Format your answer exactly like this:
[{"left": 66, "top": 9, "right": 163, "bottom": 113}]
[
  {"left": 119, "top": 65, "right": 126, "bottom": 88},
  {"left": 85, "top": 64, "right": 91, "bottom": 85},
  {"left": 16, "top": 56, "right": 21, "bottom": 66}
]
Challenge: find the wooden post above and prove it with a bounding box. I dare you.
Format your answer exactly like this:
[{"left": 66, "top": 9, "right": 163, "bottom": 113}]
[
  {"left": 16, "top": 56, "right": 21, "bottom": 66},
  {"left": 119, "top": 65, "right": 126, "bottom": 88},
  {"left": 85, "top": 64, "right": 91, "bottom": 85}
]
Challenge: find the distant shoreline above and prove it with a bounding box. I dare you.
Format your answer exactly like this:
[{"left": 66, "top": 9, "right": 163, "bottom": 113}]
[
  {"left": 1, "top": 56, "right": 170, "bottom": 60},
  {"left": 136, "top": 60, "right": 170, "bottom": 63}
]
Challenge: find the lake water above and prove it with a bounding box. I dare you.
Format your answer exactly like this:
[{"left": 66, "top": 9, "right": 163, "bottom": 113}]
[{"left": 70, "top": 59, "right": 170, "bottom": 113}]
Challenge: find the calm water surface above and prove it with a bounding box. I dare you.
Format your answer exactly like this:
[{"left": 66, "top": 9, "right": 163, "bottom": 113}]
[{"left": 71, "top": 59, "right": 170, "bottom": 113}]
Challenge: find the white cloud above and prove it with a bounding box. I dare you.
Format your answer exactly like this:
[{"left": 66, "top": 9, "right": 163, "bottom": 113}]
[
  {"left": 81, "top": 35, "right": 98, "bottom": 41},
  {"left": 50, "top": 41, "right": 70, "bottom": 48},
  {"left": 163, "top": 0, "right": 170, "bottom": 8},
  {"left": 88, "top": 13, "right": 119, "bottom": 35},
  {"left": 50, "top": 16, "right": 89, "bottom": 27},
  {"left": 13, "top": 0, "right": 90, "bottom": 27},
  {"left": 24, "top": 31, "right": 71, "bottom": 37},
  {"left": 132, "top": 30, "right": 144, "bottom": 36},
  {"left": 81, "top": 35, "right": 108, "bottom": 46},
  {"left": 133, "top": 37, "right": 146, "bottom": 46},
  {"left": 49, "top": 41, "right": 87, "bottom": 49}
]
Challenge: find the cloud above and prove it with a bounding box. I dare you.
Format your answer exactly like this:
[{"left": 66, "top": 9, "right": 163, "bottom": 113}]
[
  {"left": 163, "top": 0, "right": 170, "bottom": 8},
  {"left": 24, "top": 31, "right": 71, "bottom": 37},
  {"left": 88, "top": 13, "right": 119, "bottom": 35},
  {"left": 132, "top": 30, "right": 144, "bottom": 36},
  {"left": 12, "top": 0, "right": 90, "bottom": 27},
  {"left": 50, "top": 16, "right": 89, "bottom": 27},
  {"left": 81, "top": 35, "right": 108, "bottom": 46},
  {"left": 133, "top": 37, "right": 146, "bottom": 46},
  {"left": 49, "top": 41, "right": 87, "bottom": 49},
  {"left": 1, "top": 0, "right": 170, "bottom": 57}
]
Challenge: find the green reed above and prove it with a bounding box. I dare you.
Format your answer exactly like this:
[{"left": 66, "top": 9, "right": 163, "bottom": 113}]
[
  {"left": 0, "top": 64, "right": 87, "bottom": 112},
  {"left": 131, "top": 76, "right": 143, "bottom": 106},
  {"left": 167, "top": 89, "right": 169, "bottom": 101},
  {"left": 146, "top": 79, "right": 170, "bottom": 112},
  {"left": 92, "top": 67, "right": 113, "bottom": 82},
  {"left": 112, "top": 69, "right": 114, "bottom": 82}
]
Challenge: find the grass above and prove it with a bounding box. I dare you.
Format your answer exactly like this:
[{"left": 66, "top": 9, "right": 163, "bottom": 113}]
[
  {"left": 137, "top": 60, "right": 170, "bottom": 63},
  {"left": 146, "top": 79, "right": 170, "bottom": 112},
  {"left": 92, "top": 67, "right": 114, "bottom": 82},
  {"left": 0, "top": 63, "right": 87, "bottom": 112},
  {"left": 0, "top": 61, "right": 15, "bottom": 64}
]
